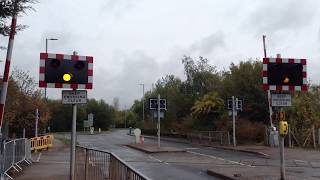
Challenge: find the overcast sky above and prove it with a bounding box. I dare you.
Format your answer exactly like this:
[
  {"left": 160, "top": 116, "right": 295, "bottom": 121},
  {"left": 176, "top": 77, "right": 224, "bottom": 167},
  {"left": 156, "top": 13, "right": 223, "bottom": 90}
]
[{"left": 1, "top": 0, "right": 320, "bottom": 108}]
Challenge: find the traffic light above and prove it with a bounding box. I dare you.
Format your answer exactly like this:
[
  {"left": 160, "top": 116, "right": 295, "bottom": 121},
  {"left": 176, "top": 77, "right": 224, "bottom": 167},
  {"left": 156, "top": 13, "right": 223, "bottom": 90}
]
[
  {"left": 236, "top": 99, "right": 243, "bottom": 111},
  {"left": 267, "top": 63, "right": 303, "bottom": 86},
  {"left": 227, "top": 99, "right": 233, "bottom": 110},
  {"left": 149, "top": 98, "right": 167, "bottom": 110},
  {"left": 160, "top": 99, "right": 166, "bottom": 110},
  {"left": 45, "top": 59, "right": 88, "bottom": 84},
  {"left": 149, "top": 99, "right": 158, "bottom": 109}
]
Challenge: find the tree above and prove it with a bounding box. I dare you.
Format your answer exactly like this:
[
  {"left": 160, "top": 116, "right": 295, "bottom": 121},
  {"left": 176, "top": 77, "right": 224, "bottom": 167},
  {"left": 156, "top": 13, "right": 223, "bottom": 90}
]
[
  {"left": 0, "top": 0, "right": 36, "bottom": 36},
  {"left": 221, "top": 60, "right": 268, "bottom": 123},
  {"left": 1, "top": 69, "right": 49, "bottom": 137},
  {"left": 191, "top": 92, "right": 224, "bottom": 129}
]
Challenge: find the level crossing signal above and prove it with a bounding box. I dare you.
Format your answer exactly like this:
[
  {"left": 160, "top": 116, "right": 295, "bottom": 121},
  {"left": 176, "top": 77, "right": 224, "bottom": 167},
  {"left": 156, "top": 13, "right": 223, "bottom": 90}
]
[
  {"left": 262, "top": 58, "right": 307, "bottom": 91},
  {"left": 226, "top": 98, "right": 243, "bottom": 111},
  {"left": 39, "top": 53, "right": 93, "bottom": 89},
  {"left": 149, "top": 98, "right": 167, "bottom": 110}
]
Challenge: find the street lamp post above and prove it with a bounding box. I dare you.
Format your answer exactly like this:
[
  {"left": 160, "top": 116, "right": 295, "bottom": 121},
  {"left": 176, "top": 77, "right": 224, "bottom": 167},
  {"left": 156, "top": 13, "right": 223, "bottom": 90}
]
[
  {"left": 139, "top": 84, "right": 145, "bottom": 123},
  {"left": 45, "top": 38, "right": 58, "bottom": 99}
]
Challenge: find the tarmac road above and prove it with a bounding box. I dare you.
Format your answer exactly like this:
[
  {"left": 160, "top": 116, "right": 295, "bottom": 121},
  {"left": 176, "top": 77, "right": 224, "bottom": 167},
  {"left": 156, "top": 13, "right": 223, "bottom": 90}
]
[
  {"left": 72, "top": 129, "right": 320, "bottom": 179},
  {"left": 75, "top": 129, "right": 268, "bottom": 180}
]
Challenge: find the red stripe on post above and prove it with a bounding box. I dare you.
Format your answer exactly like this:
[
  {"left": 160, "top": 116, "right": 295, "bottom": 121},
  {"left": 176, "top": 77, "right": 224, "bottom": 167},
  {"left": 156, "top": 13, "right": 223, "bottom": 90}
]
[
  {"left": 71, "top": 55, "right": 79, "bottom": 61},
  {"left": 9, "top": 18, "right": 17, "bottom": 40},
  {"left": 71, "top": 84, "right": 78, "bottom": 90},
  {"left": 288, "top": 58, "right": 295, "bottom": 64},
  {"left": 39, "top": 81, "right": 47, "bottom": 87},
  {"left": 303, "top": 72, "right": 307, "bottom": 78},
  {"left": 301, "top": 85, "right": 308, "bottom": 91},
  {"left": 3, "top": 61, "right": 11, "bottom": 82},
  {"left": 55, "top": 83, "right": 62, "bottom": 88},
  {"left": 276, "top": 86, "right": 282, "bottom": 91},
  {"left": 263, "top": 58, "right": 269, "bottom": 64},
  {"left": 262, "top": 71, "right": 268, "bottom": 77},
  {"left": 300, "top": 59, "right": 306, "bottom": 65},
  {"left": 86, "top": 56, "right": 93, "bottom": 63},
  {"left": 56, "top": 54, "right": 64, "bottom": 60},
  {"left": 262, "top": 84, "right": 269, "bottom": 90},
  {"left": 86, "top": 83, "right": 93, "bottom": 89},
  {"left": 289, "top": 86, "right": 295, "bottom": 91},
  {"left": 276, "top": 58, "right": 282, "bottom": 64},
  {"left": 39, "top": 67, "right": 45, "bottom": 73},
  {"left": 40, "top": 53, "right": 48, "bottom": 60},
  {"left": 88, "top": 70, "right": 93, "bottom": 76}
]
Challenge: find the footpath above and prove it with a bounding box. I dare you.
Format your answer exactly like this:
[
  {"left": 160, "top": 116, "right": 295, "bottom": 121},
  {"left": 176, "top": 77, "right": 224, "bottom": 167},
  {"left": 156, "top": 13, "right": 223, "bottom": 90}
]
[{"left": 14, "top": 139, "right": 69, "bottom": 180}]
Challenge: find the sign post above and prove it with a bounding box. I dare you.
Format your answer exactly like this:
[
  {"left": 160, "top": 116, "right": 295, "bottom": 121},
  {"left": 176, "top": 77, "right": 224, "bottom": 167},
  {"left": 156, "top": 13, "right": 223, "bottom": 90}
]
[
  {"left": 39, "top": 52, "right": 93, "bottom": 180},
  {"left": 262, "top": 54, "right": 307, "bottom": 180},
  {"left": 232, "top": 96, "right": 236, "bottom": 147},
  {"left": 157, "top": 94, "right": 161, "bottom": 148}
]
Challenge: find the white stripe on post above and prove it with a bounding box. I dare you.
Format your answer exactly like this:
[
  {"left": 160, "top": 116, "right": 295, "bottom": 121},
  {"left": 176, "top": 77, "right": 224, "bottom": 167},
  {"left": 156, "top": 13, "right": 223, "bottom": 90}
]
[
  {"left": 263, "top": 77, "right": 268, "bottom": 84},
  {"left": 270, "top": 86, "right": 276, "bottom": 90}
]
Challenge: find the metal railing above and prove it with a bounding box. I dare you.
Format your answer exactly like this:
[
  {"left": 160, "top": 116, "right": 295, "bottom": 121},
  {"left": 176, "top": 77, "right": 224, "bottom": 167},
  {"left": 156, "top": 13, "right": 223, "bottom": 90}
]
[
  {"left": 76, "top": 146, "right": 151, "bottom": 180},
  {"left": 186, "top": 131, "right": 230, "bottom": 145},
  {"left": 2, "top": 138, "right": 32, "bottom": 179}
]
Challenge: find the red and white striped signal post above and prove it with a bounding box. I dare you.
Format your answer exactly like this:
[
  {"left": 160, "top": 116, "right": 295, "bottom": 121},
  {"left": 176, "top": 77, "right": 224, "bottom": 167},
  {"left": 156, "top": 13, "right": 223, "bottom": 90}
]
[
  {"left": 0, "top": 15, "right": 17, "bottom": 137},
  {"left": 39, "top": 52, "right": 93, "bottom": 180}
]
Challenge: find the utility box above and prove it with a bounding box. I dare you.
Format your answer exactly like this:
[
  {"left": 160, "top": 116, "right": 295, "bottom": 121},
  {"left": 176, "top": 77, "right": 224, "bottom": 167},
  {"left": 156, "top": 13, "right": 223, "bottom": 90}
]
[{"left": 269, "top": 130, "right": 279, "bottom": 147}]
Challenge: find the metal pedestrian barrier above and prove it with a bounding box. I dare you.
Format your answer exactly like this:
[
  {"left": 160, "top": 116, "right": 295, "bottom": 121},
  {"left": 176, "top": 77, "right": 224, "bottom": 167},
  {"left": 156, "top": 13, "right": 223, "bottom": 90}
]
[
  {"left": 76, "top": 146, "right": 150, "bottom": 180},
  {"left": 1, "top": 138, "right": 32, "bottom": 179}
]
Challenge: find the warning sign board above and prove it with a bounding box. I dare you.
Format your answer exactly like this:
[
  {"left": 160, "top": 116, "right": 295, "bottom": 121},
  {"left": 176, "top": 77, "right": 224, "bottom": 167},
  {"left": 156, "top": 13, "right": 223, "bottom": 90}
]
[
  {"left": 271, "top": 94, "right": 291, "bottom": 107},
  {"left": 62, "top": 90, "right": 87, "bottom": 104}
]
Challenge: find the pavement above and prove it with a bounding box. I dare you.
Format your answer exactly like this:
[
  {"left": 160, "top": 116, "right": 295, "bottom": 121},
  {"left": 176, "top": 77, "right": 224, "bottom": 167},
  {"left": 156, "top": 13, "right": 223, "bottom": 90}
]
[{"left": 14, "top": 139, "right": 69, "bottom": 180}]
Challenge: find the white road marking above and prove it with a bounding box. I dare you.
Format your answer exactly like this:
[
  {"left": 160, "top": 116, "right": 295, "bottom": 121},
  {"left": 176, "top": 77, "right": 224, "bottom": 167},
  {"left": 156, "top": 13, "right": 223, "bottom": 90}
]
[
  {"left": 186, "top": 150, "right": 254, "bottom": 167},
  {"left": 148, "top": 155, "right": 162, "bottom": 163},
  {"left": 294, "top": 160, "right": 308, "bottom": 163},
  {"left": 148, "top": 155, "right": 169, "bottom": 165},
  {"left": 36, "top": 152, "right": 42, "bottom": 162},
  {"left": 185, "top": 147, "right": 199, "bottom": 150}
]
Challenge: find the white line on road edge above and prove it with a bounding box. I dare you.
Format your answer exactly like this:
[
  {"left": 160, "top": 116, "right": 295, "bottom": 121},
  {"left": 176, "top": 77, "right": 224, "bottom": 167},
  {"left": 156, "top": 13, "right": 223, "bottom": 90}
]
[
  {"left": 36, "top": 152, "right": 42, "bottom": 162},
  {"left": 148, "top": 155, "right": 169, "bottom": 165},
  {"left": 185, "top": 147, "right": 200, "bottom": 150},
  {"left": 186, "top": 150, "right": 255, "bottom": 167}
]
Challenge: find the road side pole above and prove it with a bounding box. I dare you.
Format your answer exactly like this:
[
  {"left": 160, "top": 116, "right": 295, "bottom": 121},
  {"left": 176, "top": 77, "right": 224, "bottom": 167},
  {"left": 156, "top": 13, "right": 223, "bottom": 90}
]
[
  {"left": 157, "top": 94, "right": 160, "bottom": 148},
  {"left": 263, "top": 35, "right": 274, "bottom": 129},
  {"left": 232, "top": 96, "right": 236, "bottom": 147},
  {"left": 0, "top": 13, "right": 17, "bottom": 180},
  {"left": 280, "top": 134, "right": 285, "bottom": 180},
  {"left": 70, "top": 102, "right": 77, "bottom": 180},
  {"left": 35, "top": 108, "right": 39, "bottom": 137}
]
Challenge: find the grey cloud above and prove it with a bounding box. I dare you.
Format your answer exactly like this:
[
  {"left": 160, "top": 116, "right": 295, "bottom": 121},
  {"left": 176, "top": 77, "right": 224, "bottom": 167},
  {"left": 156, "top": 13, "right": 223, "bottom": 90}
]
[
  {"left": 99, "top": 0, "right": 139, "bottom": 16},
  {"left": 189, "top": 32, "right": 225, "bottom": 55},
  {"left": 92, "top": 50, "right": 160, "bottom": 108},
  {"left": 249, "top": 0, "right": 318, "bottom": 34}
]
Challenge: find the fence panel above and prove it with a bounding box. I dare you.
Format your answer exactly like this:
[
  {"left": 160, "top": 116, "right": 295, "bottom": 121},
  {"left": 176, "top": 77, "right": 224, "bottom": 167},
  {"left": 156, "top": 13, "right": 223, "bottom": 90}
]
[
  {"left": 3, "top": 140, "right": 14, "bottom": 173},
  {"left": 1, "top": 138, "right": 32, "bottom": 179},
  {"left": 76, "top": 146, "right": 150, "bottom": 180}
]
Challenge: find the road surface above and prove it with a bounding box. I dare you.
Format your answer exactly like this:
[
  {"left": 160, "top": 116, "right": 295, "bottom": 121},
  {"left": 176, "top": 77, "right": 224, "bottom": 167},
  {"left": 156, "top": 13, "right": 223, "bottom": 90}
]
[{"left": 75, "top": 129, "right": 267, "bottom": 180}]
